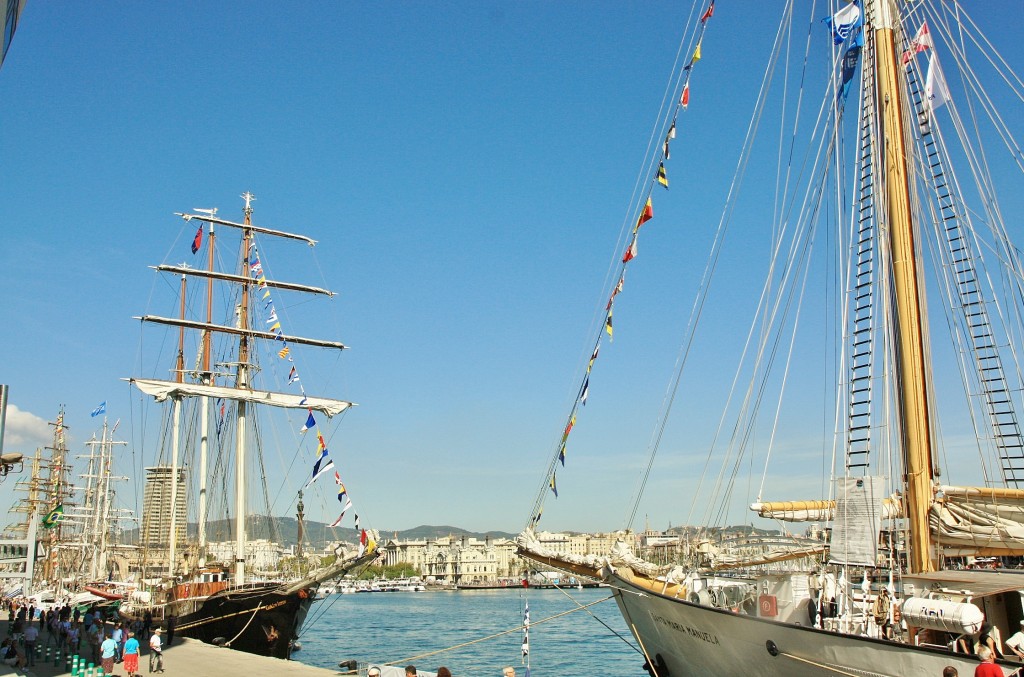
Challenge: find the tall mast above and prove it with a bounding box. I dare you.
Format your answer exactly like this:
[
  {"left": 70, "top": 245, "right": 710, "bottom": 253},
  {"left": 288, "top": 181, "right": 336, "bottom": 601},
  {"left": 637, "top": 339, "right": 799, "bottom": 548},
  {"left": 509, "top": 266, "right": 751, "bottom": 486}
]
[
  {"left": 234, "top": 191, "right": 255, "bottom": 586},
  {"left": 168, "top": 273, "right": 186, "bottom": 575},
  {"left": 42, "top": 408, "right": 70, "bottom": 582},
  {"left": 83, "top": 433, "right": 99, "bottom": 579},
  {"left": 198, "top": 208, "right": 216, "bottom": 568},
  {"left": 868, "top": 0, "right": 936, "bottom": 573}
]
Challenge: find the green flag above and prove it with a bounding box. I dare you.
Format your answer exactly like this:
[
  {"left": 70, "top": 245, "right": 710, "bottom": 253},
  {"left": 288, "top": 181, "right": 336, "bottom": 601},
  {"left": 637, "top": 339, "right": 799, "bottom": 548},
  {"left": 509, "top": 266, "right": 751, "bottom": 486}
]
[{"left": 42, "top": 503, "right": 64, "bottom": 529}]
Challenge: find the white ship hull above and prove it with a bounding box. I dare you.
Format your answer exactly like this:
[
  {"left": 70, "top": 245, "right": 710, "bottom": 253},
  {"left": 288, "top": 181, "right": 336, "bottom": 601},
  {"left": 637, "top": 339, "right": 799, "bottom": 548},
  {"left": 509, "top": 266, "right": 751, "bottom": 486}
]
[{"left": 610, "top": 572, "right": 1013, "bottom": 677}]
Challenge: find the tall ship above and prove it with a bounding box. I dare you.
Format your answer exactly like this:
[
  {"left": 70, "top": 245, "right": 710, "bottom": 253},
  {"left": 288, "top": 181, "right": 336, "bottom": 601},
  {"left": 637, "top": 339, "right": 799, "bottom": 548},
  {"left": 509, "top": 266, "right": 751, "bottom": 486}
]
[
  {"left": 519, "top": 1, "right": 1024, "bottom": 675},
  {"left": 127, "top": 194, "right": 379, "bottom": 659}
]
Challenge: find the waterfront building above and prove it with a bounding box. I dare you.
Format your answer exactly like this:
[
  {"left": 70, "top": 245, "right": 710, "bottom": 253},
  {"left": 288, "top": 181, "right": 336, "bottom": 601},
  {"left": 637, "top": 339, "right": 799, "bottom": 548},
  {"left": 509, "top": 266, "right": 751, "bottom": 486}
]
[
  {"left": 534, "top": 530, "right": 631, "bottom": 557},
  {"left": 378, "top": 531, "right": 633, "bottom": 584},
  {"left": 380, "top": 535, "right": 523, "bottom": 584},
  {"left": 206, "top": 538, "right": 285, "bottom": 572}
]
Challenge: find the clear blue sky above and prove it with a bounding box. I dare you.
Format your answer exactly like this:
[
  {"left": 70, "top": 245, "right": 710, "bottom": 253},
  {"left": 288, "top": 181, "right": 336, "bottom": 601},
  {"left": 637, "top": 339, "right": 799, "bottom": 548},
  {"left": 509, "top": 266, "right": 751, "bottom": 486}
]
[{"left": 1, "top": 2, "right": 1022, "bottom": 538}]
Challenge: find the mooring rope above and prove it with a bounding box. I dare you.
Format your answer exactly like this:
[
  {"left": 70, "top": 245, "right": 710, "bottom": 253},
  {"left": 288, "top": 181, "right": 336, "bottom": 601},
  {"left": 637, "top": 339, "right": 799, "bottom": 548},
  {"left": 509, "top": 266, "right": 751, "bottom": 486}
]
[
  {"left": 224, "top": 601, "right": 264, "bottom": 648},
  {"left": 551, "top": 585, "right": 641, "bottom": 654}
]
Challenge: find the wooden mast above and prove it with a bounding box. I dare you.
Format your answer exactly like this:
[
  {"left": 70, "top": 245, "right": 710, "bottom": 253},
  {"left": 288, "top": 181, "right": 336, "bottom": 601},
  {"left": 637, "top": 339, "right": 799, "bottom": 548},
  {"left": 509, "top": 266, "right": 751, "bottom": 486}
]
[{"left": 869, "top": 0, "right": 936, "bottom": 573}]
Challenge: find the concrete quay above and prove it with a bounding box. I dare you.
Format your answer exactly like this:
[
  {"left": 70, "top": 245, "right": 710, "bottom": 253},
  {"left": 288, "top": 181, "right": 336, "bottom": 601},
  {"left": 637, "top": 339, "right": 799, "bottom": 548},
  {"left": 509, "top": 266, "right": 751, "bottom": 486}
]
[{"left": 0, "top": 623, "right": 343, "bottom": 677}]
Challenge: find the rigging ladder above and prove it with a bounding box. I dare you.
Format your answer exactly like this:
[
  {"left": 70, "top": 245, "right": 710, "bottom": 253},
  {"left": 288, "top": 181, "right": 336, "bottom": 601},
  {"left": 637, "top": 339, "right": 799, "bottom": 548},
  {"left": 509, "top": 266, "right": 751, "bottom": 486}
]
[{"left": 905, "top": 52, "right": 1024, "bottom": 487}]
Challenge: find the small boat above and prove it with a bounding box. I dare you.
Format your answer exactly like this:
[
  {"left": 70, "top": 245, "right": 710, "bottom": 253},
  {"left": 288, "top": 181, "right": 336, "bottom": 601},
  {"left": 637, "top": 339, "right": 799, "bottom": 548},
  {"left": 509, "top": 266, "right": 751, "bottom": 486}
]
[{"left": 83, "top": 585, "right": 124, "bottom": 601}]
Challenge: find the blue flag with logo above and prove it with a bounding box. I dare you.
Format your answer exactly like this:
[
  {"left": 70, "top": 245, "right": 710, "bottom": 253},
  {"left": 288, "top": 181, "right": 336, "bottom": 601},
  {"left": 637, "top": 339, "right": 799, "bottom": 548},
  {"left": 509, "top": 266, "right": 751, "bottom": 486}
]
[{"left": 825, "top": 2, "right": 861, "bottom": 45}]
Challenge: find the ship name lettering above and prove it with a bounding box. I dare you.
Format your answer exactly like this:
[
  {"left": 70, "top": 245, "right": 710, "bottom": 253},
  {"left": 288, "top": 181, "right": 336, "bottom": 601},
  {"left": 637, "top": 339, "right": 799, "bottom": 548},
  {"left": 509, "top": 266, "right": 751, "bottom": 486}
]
[
  {"left": 263, "top": 600, "right": 287, "bottom": 611},
  {"left": 650, "top": 614, "right": 720, "bottom": 645}
]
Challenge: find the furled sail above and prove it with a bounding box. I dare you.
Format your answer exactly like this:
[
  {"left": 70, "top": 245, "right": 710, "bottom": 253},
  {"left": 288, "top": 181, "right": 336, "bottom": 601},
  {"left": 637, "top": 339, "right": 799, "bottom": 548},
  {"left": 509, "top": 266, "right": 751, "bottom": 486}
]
[
  {"left": 128, "top": 378, "right": 353, "bottom": 417},
  {"left": 750, "top": 497, "right": 903, "bottom": 522},
  {"left": 931, "top": 485, "right": 1024, "bottom": 554}
]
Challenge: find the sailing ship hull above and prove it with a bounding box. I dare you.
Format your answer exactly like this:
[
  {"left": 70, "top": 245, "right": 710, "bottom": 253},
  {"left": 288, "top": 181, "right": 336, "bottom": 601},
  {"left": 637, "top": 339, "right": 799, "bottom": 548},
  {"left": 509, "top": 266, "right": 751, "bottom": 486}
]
[
  {"left": 610, "top": 571, "right": 1009, "bottom": 677},
  {"left": 174, "top": 583, "right": 315, "bottom": 659}
]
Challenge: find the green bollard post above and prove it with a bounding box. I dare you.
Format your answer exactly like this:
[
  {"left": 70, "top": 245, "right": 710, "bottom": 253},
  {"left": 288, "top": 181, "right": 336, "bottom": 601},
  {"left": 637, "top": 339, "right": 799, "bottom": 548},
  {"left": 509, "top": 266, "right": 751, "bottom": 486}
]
[
  {"left": 45, "top": 645, "right": 51, "bottom": 663},
  {"left": 66, "top": 649, "right": 72, "bottom": 670},
  {"left": 55, "top": 646, "right": 61, "bottom": 666}
]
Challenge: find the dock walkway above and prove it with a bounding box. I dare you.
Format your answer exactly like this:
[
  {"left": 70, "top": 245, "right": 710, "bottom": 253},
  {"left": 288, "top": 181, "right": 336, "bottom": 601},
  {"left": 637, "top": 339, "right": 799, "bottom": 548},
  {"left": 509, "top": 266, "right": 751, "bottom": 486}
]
[{"left": 0, "top": 622, "right": 341, "bottom": 677}]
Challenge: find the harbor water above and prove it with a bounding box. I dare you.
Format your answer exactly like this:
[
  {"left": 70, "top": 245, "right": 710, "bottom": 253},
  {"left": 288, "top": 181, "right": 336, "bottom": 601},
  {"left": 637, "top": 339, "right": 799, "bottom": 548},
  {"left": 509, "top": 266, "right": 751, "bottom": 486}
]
[{"left": 295, "top": 587, "right": 643, "bottom": 675}]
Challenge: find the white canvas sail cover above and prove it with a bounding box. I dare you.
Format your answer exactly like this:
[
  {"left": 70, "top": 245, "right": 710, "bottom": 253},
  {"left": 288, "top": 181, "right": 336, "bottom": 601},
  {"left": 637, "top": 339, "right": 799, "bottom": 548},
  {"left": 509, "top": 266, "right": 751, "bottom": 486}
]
[
  {"left": 129, "top": 378, "right": 352, "bottom": 417},
  {"left": 931, "top": 485, "right": 1024, "bottom": 553},
  {"left": 750, "top": 496, "right": 902, "bottom": 522},
  {"left": 829, "top": 476, "right": 887, "bottom": 567}
]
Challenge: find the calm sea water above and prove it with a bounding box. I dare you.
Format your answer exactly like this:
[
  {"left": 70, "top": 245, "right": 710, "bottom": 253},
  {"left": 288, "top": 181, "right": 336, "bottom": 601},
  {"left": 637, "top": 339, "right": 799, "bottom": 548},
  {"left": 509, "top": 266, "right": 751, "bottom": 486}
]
[{"left": 294, "top": 587, "right": 643, "bottom": 676}]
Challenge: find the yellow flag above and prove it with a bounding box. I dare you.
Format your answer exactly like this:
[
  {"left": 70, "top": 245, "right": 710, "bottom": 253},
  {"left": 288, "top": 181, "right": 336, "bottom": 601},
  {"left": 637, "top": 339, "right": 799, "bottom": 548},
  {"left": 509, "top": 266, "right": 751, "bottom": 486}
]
[{"left": 692, "top": 40, "right": 702, "bottom": 64}]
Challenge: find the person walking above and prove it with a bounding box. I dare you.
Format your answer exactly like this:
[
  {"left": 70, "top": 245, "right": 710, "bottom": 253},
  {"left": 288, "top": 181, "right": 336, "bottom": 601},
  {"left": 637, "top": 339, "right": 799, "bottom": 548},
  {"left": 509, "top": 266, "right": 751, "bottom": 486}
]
[
  {"left": 164, "top": 615, "right": 176, "bottom": 647},
  {"left": 100, "top": 631, "right": 118, "bottom": 677},
  {"left": 123, "top": 630, "right": 141, "bottom": 677},
  {"left": 67, "top": 621, "right": 81, "bottom": 656},
  {"left": 23, "top": 622, "right": 38, "bottom": 667},
  {"left": 112, "top": 621, "right": 125, "bottom": 662},
  {"left": 149, "top": 627, "right": 164, "bottom": 673},
  {"left": 87, "top": 618, "right": 103, "bottom": 665}
]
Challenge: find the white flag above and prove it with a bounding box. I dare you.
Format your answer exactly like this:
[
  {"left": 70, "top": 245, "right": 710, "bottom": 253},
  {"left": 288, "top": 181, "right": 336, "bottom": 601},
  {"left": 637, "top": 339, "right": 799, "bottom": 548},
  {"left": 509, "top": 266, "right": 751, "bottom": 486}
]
[{"left": 925, "top": 54, "right": 950, "bottom": 111}]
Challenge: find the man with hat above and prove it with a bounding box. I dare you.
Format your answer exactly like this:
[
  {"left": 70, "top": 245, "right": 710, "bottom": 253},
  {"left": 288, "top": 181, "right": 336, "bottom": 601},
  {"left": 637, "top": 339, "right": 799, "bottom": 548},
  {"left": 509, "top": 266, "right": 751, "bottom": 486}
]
[
  {"left": 149, "top": 626, "right": 164, "bottom": 673},
  {"left": 1004, "top": 619, "right": 1024, "bottom": 659}
]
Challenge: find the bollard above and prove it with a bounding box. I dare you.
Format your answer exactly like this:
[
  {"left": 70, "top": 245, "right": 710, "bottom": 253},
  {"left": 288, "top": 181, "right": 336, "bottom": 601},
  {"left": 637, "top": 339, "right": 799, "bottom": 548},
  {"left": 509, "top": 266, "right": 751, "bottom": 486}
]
[
  {"left": 66, "top": 649, "right": 72, "bottom": 670},
  {"left": 45, "top": 645, "right": 51, "bottom": 663},
  {"left": 55, "top": 646, "right": 61, "bottom": 666}
]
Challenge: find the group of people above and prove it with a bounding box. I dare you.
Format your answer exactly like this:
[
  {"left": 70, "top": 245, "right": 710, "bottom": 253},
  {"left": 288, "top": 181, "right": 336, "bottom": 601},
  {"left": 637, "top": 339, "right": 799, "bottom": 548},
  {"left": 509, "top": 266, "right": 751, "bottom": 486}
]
[{"left": 3, "top": 599, "right": 168, "bottom": 676}]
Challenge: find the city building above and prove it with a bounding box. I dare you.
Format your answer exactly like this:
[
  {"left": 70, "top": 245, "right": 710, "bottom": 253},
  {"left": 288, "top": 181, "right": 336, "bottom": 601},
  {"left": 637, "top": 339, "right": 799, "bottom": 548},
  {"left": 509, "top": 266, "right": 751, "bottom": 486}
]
[
  {"left": 378, "top": 531, "right": 634, "bottom": 584},
  {"left": 380, "top": 535, "right": 522, "bottom": 585},
  {"left": 206, "top": 538, "right": 285, "bottom": 572},
  {"left": 140, "top": 465, "right": 188, "bottom": 549}
]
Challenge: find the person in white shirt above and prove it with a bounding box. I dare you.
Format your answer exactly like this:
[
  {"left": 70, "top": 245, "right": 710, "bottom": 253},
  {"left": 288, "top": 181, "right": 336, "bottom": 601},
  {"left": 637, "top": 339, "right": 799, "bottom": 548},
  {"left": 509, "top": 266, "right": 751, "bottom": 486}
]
[
  {"left": 149, "top": 627, "right": 164, "bottom": 673},
  {"left": 1005, "top": 619, "right": 1024, "bottom": 659}
]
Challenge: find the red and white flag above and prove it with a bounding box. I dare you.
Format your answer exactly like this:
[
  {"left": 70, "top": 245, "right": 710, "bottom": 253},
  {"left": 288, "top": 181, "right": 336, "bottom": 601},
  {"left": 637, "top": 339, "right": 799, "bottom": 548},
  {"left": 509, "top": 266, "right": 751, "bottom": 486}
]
[{"left": 902, "top": 21, "right": 932, "bottom": 64}]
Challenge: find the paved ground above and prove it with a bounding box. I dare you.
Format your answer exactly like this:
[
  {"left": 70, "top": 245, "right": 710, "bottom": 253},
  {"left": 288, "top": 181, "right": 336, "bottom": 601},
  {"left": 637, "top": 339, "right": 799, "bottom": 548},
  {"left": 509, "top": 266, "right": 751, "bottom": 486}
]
[{"left": 0, "top": 622, "right": 343, "bottom": 676}]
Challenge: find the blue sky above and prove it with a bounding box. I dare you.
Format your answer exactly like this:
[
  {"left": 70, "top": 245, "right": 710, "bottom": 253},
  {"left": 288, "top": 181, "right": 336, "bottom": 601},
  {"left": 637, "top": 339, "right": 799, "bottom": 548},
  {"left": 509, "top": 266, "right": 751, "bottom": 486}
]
[{"left": 1, "top": 2, "right": 1023, "bottom": 540}]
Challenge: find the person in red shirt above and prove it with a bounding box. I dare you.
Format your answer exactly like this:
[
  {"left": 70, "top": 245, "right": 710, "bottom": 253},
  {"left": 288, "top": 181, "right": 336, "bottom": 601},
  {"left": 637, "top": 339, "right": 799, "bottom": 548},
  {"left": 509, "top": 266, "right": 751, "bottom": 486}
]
[{"left": 974, "top": 646, "right": 1004, "bottom": 677}]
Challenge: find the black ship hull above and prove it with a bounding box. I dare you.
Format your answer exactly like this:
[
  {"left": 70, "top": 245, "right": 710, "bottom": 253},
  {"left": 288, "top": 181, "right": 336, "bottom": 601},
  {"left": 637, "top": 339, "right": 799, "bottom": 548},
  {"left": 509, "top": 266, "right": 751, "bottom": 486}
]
[{"left": 174, "top": 583, "right": 315, "bottom": 659}]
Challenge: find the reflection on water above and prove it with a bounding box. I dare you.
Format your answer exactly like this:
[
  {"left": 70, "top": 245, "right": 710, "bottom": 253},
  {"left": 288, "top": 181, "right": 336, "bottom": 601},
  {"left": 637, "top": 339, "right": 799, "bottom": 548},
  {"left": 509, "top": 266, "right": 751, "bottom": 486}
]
[{"left": 296, "top": 587, "right": 642, "bottom": 675}]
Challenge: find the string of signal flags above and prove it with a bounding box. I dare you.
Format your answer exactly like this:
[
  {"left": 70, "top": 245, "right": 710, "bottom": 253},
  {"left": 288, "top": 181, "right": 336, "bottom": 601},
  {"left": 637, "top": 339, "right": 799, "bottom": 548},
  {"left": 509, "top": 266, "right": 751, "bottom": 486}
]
[{"left": 529, "top": 1, "right": 716, "bottom": 529}]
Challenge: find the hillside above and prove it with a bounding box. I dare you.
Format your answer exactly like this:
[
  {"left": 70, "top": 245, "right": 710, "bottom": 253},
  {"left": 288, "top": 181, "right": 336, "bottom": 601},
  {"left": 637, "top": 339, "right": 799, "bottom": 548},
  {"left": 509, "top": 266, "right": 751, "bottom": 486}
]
[{"left": 169, "top": 517, "right": 515, "bottom": 548}]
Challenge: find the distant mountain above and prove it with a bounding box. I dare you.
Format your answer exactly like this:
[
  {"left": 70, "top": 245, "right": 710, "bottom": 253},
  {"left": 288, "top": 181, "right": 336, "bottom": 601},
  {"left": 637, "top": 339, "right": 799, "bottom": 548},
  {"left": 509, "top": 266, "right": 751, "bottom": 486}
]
[{"left": 167, "top": 518, "right": 514, "bottom": 548}]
